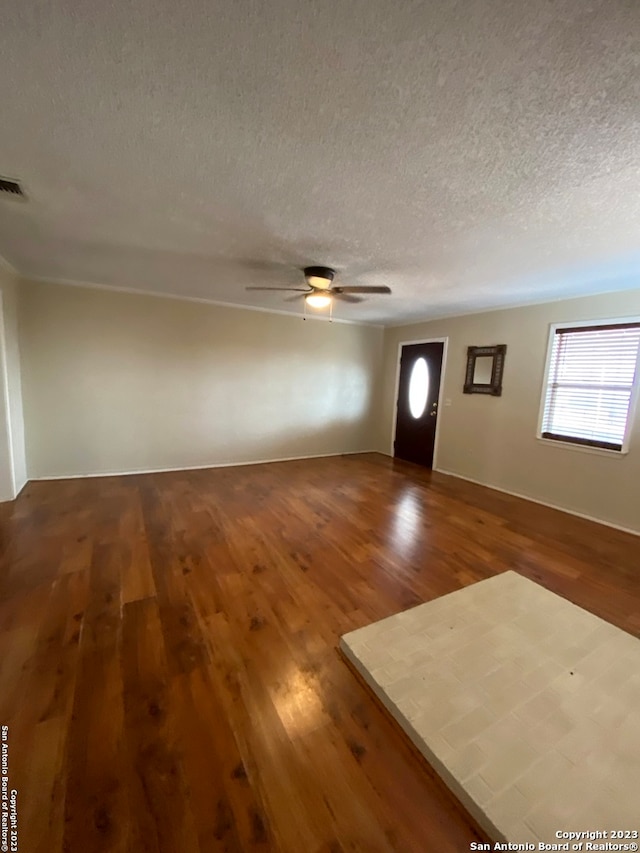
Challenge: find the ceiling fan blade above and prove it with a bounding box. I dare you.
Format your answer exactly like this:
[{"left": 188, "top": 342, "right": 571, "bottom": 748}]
[
  {"left": 332, "top": 293, "right": 364, "bottom": 303},
  {"left": 245, "top": 286, "right": 310, "bottom": 292},
  {"left": 333, "top": 286, "right": 392, "bottom": 295}
]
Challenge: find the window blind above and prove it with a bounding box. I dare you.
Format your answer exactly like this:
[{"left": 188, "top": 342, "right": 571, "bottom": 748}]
[{"left": 541, "top": 323, "right": 640, "bottom": 451}]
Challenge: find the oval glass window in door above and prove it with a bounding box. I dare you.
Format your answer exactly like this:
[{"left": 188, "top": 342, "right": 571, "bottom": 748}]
[{"left": 408, "top": 357, "right": 430, "bottom": 418}]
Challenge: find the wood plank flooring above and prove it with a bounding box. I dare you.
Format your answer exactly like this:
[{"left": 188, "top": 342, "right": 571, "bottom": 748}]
[{"left": 0, "top": 453, "right": 638, "bottom": 852}]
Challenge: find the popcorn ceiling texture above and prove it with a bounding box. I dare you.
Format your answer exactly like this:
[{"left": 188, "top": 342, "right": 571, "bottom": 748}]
[
  {"left": 341, "top": 571, "right": 640, "bottom": 843},
  {"left": 1, "top": 0, "right": 639, "bottom": 324}
]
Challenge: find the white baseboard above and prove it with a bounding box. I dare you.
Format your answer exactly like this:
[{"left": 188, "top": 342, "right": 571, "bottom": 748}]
[
  {"left": 13, "top": 476, "right": 28, "bottom": 497},
  {"left": 434, "top": 466, "right": 640, "bottom": 538},
  {"left": 28, "top": 449, "right": 379, "bottom": 482}
]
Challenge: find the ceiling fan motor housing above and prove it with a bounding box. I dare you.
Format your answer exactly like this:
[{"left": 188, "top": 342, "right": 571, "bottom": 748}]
[{"left": 304, "top": 266, "right": 335, "bottom": 288}]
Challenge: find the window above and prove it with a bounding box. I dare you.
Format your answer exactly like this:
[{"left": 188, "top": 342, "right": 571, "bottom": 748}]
[{"left": 539, "top": 321, "right": 640, "bottom": 452}]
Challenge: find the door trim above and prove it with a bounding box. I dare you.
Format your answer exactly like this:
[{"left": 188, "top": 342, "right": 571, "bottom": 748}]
[{"left": 390, "top": 337, "right": 449, "bottom": 467}]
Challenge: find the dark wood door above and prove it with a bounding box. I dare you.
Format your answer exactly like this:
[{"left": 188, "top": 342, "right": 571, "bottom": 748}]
[{"left": 394, "top": 342, "right": 444, "bottom": 468}]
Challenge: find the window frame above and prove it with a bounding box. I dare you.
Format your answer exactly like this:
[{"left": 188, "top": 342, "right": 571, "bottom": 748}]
[{"left": 536, "top": 316, "right": 640, "bottom": 456}]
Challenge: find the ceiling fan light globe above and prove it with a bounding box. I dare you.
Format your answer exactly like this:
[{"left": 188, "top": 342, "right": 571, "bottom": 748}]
[{"left": 305, "top": 293, "right": 332, "bottom": 309}]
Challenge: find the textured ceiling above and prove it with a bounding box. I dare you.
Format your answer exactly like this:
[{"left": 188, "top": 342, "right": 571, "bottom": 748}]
[{"left": 1, "top": 0, "right": 639, "bottom": 325}]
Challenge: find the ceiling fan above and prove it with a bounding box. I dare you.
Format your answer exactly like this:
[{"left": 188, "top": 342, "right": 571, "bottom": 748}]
[{"left": 246, "top": 266, "right": 391, "bottom": 308}]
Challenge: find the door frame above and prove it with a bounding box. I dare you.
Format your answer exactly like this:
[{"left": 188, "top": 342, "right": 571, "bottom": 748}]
[{"left": 390, "top": 336, "right": 449, "bottom": 468}]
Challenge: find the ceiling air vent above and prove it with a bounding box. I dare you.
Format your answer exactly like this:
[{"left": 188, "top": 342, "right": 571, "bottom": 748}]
[{"left": 0, "top": 177, "right": 25, "bottom": 199}]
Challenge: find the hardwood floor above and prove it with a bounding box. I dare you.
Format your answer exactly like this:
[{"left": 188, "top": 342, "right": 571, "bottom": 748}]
[{"left": 0, "top": 452, "right": 638, "bottom": 852}]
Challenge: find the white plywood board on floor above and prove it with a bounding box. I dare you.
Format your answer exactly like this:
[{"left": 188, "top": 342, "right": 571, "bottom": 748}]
[{"left": 340, "top": 571, "right": 640, "bottom": 845}]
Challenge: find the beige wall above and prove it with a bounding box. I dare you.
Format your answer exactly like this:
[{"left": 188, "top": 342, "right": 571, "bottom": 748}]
[
  {"left": 379, "top": 290, "right": 640, "bottom": 533},
  {"left": 0, "top": 264, "right": 27, "bottom": 500},
  {"left": 20, "top": 280, "right": 383, "bottom": 478}
]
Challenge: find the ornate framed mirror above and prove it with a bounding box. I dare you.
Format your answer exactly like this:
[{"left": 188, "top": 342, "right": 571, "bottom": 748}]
[{"left": 463, "top": 345, "right": 507, "bottom": 396}]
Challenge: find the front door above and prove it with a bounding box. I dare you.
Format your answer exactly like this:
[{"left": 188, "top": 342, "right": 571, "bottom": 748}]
[{"left": 394, "top": 342, "right": 444, "bottom": 468}]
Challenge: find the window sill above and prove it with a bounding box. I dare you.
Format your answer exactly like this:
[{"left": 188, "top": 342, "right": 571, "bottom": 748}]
[{"left": 536, "top": 437, "right": 629, "bottom": 458}]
